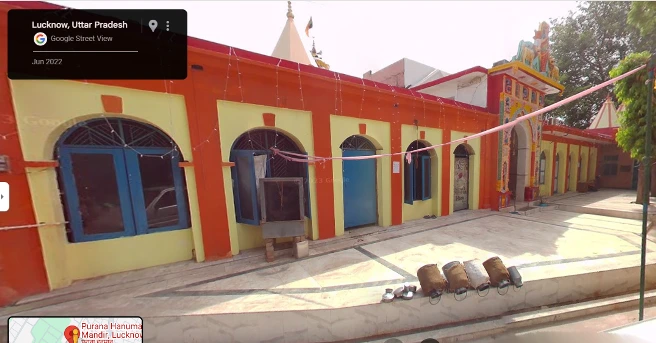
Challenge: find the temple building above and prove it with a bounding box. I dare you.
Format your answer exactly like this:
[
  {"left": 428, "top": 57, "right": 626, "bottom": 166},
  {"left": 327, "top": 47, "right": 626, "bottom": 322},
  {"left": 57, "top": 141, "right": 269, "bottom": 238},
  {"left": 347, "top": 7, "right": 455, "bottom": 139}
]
[
  {"left": 0, "top": 1, "right": 622, "bottom": 306},
  {"left": 585, "top": 97, "right": 656, "bottom": 192}
]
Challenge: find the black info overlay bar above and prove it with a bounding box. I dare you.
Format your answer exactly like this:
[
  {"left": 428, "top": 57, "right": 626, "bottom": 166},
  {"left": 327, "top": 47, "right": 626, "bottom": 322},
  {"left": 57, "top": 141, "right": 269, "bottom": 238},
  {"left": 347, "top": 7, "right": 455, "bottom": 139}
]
[{"left": 8, "top": 9, "right": 188, "bottom": 80}]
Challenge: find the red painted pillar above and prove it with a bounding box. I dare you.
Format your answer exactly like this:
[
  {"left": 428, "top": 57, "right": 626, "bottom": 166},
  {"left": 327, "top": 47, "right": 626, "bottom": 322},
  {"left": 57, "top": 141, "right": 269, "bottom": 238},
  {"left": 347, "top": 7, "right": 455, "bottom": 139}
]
[
  {"left": 441, "top": 130, "right": 452, "bottom": 215},
  {"left": 182, "top": 68, "right": 232, "bottom": 260},
  {"left": 481, "top": 118, "right": 497, "bottom": 209},
  {"left": 311, "top": 111, "right": 336, "bottom": 239},
  {"left": 530, "top": 147, "right": 536, "bottom": 200},
  {"left": 0, "top": 12, "right": 50, "bottom": 305},
  {"left": 390, "top": 122, "right": 402, "bottom": 225}
]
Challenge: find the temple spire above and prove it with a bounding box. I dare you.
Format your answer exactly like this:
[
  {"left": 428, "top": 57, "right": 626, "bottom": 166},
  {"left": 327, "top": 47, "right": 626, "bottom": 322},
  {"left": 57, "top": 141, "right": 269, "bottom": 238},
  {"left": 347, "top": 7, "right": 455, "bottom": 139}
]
[
  {"left": 271, "top": 1, "right": 312, "bottom": 65},
  {"left": 287, "top": 1, "right": 294, "bottom": 19}
]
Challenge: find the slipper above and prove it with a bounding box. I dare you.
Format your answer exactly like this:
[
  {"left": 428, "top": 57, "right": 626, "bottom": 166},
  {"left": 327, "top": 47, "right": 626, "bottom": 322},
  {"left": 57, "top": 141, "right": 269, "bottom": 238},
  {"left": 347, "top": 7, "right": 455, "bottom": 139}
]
[
  {"left": 423, "top": 215, "right": 431, "bottom": 219},
  {"left": 431, "top": 215, "right": 437, "bottom": 219}
]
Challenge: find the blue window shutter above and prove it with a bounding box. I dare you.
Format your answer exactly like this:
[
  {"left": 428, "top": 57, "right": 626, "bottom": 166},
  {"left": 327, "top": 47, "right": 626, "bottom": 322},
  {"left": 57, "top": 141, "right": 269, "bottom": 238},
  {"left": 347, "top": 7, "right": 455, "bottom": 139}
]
[
  {"left": 58, "top": 147, "right": 135, "bottom": 242},
  {"left": 123, "top": 149, "right": 149, "bottom": 235},
  {"left": 231, "top": 150, "right": 260, "bottom": 225},
  {"left": 404, "top": 156, "right": 414, "bottom": 204},
  {"left": 302, "top": 152, "right": 311, "bottom": 218},
  {"left": 124, "top": 147, "right": 191, "bottom": 234},
  {"left": 421, "top": 155, "right": 431, "bottom": 200}
]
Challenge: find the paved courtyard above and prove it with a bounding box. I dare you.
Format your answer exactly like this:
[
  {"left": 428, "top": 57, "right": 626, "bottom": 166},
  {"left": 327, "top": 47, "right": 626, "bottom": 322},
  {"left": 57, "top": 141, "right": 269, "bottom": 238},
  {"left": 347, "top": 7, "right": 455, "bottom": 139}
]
[
  {"left": 1, "top": 190, "right": 655, "bottom": 343},
  {"left": 2, "top": 192, "right": 655, "bottom": 318}
]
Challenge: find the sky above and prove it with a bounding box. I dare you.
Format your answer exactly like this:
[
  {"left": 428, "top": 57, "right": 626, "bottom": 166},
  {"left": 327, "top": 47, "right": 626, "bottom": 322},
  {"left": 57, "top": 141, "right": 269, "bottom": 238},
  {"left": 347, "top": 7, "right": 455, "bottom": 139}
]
[{"left": 52, "top": 1, "right": 580, "bottom": 77}]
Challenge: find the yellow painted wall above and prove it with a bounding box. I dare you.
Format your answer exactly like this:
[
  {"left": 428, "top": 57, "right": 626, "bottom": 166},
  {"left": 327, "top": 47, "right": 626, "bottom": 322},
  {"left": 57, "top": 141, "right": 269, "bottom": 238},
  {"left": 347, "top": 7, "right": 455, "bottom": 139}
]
[
  {"left": 330, "top": 116, "right": 391, "bottom": 237},
  {"left": 401, "top": 125, "right": 443, "bottom": 221},
  {"left": 589, "top": 147, "right": 598, "bottom": 180},
  {"left": 449, "top": 131, "right": 481, "bottom": 215},
  {"left": 217, "top": 101, "right": 317, "bottom": 255},
  {"left": 10, "top": 80, "right": 201, "bottom": 290},
  {"left": 538, "top": 141, "right": 556, "bottom": 196},
  {"left": 569, "top": 145, "right": 580, "bottom": 190},
  {"left": 580, "top": 146, "right": 590, "bottom": 182},
  {"left": 554, "top": 142, "right": 568, "bottom": 194}
]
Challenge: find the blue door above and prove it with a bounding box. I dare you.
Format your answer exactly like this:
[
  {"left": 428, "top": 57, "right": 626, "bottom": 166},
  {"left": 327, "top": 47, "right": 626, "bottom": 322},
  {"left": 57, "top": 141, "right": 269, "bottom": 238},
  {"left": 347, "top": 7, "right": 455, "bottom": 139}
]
[{"left": 342, "top": 149, "right": 377, "bottom": 229}]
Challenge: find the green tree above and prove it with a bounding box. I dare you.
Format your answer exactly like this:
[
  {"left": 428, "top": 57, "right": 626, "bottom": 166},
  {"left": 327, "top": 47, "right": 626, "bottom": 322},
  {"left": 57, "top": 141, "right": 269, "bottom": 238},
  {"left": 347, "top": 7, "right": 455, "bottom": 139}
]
[
  {"left": 545, "top": 1, "right": 647, "bottom": 128},
  {"left": 611, "top": 51, "right": 655, "bottom": 204},
  {"left": 628, "top": 1, "right": 656, "bottom": 49}
]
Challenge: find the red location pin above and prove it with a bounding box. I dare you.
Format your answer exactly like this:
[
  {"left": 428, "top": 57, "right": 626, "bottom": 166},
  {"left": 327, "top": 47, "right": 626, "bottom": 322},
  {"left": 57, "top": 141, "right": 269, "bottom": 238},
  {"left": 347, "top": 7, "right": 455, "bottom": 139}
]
[{"left": 64, "top": 325, "right": 80, "bottom": 343}]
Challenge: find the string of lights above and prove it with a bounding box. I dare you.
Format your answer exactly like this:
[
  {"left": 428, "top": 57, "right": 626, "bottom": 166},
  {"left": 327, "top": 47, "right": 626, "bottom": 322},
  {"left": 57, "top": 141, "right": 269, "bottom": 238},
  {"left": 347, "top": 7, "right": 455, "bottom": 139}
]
[
  {"left": 0, "top": 131, "right": 17, "bottom": 140},
  {"left": 273, "top": 63, "right": 646, "bottom": 163}
]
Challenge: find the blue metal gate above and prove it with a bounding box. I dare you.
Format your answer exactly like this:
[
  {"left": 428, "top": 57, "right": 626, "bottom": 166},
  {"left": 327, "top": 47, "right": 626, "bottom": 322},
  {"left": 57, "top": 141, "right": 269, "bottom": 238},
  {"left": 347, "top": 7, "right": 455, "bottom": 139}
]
[{"left": 341, "top": 136, "right": 377, "bottom": 229}]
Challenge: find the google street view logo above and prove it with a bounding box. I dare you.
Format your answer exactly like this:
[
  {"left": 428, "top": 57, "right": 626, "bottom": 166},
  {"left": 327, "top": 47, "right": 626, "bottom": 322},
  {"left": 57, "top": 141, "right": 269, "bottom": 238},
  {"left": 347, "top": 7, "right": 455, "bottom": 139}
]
[{"left": 34, "top": 32, "right": 47, "bottom": 46}]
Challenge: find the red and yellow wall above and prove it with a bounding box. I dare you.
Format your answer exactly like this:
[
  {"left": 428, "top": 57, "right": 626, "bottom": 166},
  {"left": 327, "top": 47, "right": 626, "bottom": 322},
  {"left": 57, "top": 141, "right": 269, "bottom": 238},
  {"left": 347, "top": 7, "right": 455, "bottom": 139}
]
[{"left": 0, "top": 1, "right": 608, "bottom": 306}]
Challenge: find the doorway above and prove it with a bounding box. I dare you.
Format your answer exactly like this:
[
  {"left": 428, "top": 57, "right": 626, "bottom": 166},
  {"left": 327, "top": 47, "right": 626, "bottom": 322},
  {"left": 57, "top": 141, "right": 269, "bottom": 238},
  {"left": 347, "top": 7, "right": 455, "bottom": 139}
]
[
  {"left": 509, "top": 129, "right": 518, "bottom": 199},
  {"left": 453, "top": 144, "right": 470, "bottom": 211},
  {"left": 509, "top": 124, "right": 529, "bottom": 201},
  {"left": 341, "top": 135, "right": 377, "bottom": 229}
]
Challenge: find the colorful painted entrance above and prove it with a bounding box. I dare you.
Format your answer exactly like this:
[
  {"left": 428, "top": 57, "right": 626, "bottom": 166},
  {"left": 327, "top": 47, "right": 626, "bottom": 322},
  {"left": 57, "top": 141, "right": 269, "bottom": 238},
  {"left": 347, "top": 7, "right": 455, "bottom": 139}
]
[
  {"left": 341, "top": 136, "right": 377, "bottom": 229},
  {"left": 509, "top": 128, "right": 519, "bottom": 199},
  {"left": 453, "top": 144, "right": 470, "bottom": 211}
]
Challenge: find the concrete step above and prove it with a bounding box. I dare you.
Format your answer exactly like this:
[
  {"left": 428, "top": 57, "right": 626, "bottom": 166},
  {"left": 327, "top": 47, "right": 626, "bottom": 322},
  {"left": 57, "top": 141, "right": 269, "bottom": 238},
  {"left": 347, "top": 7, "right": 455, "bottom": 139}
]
[
  {"left": 555, "top": 204, "right": 656, "bottom": 222},
  {"left": 364, "top": 290, "right": 656, "bottom": 343}
]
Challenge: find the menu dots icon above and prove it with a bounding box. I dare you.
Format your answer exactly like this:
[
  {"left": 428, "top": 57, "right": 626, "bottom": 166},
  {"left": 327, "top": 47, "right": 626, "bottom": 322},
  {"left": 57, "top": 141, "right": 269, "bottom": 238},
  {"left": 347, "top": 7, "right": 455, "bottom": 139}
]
[{"left": 166, "top": 21, "right": 170, "bottom": 31}]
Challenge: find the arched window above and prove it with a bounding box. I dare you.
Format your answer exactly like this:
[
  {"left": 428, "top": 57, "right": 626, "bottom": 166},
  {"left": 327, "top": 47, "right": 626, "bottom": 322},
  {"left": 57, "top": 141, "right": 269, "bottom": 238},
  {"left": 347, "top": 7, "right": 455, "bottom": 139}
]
[
  {"left": 57, "top": 118, "right": 190, "bottom": 243},
  {"left": 404, "top": 141, "right": 431, "bottom": 204},
  {"left": 539, "top": 151, "right": 547, "bottom": 184},
  {"left": 230, "top": 129, "right": 310, "bottom": 225}
]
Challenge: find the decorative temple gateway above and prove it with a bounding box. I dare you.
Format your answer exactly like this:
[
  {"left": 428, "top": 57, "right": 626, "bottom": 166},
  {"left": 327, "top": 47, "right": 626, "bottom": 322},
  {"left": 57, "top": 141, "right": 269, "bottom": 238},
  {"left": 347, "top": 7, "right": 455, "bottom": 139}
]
[
  {"left": 0, "top": 1, "right": 619, "bottom": 306},
  {"left": 487, "top": 22, "right": 566, "bottom": 207}
]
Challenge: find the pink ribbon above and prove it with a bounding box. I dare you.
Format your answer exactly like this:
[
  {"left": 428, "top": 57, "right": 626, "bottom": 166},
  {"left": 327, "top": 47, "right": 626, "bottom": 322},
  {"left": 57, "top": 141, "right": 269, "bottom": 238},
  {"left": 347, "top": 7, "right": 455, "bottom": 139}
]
[{"left": 272, "top": 64, "right": 646, "bottom": 163}]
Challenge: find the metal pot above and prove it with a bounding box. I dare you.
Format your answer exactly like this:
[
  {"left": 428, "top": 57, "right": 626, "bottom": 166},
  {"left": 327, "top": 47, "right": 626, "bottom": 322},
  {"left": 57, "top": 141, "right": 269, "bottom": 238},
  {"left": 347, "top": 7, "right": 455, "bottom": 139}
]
[
  {"left": 508, "top": 266, "right": 523, "bottom": 288},
  {"left": 393, "top": 286, "right": 405, "bottom": 298},
  {"left": 402, "top": 290, "right": 414, "bottom": 300},
  {"left": 382, "top": 288, "right": 395, "bottom": 303}
]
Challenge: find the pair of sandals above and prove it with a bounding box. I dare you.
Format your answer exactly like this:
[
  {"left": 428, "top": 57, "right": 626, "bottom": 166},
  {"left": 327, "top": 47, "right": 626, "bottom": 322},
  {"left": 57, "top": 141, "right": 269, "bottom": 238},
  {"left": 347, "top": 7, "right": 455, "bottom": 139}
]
[{"left": 423, "top": 215, "right": 438, "bottom": 219}]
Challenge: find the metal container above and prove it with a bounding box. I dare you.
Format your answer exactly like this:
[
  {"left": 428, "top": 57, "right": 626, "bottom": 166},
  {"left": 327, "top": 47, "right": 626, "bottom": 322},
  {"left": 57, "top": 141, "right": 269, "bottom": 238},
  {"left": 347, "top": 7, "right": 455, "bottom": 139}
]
[
  {"left": 508, "top": 266, "right": 523, "bottom": 288},
  {"left": 464, "top": 259, "right": 490, "bottom": 291},
  {"left": 382, "top": 288, "right": 395, "bottom": 303}
]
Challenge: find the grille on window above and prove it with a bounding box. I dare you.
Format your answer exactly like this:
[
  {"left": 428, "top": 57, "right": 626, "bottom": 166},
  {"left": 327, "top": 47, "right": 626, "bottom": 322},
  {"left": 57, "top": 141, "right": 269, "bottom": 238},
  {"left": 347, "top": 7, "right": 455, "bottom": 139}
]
[
  {"left": 62, "top": 118, "right": 173, "bottom": 148},
  {"left": 233, "top": 129, "right": 300, "bottom": 153},
  {"left": 340, "top": 135, "right": 376, "bottom": 150}
]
